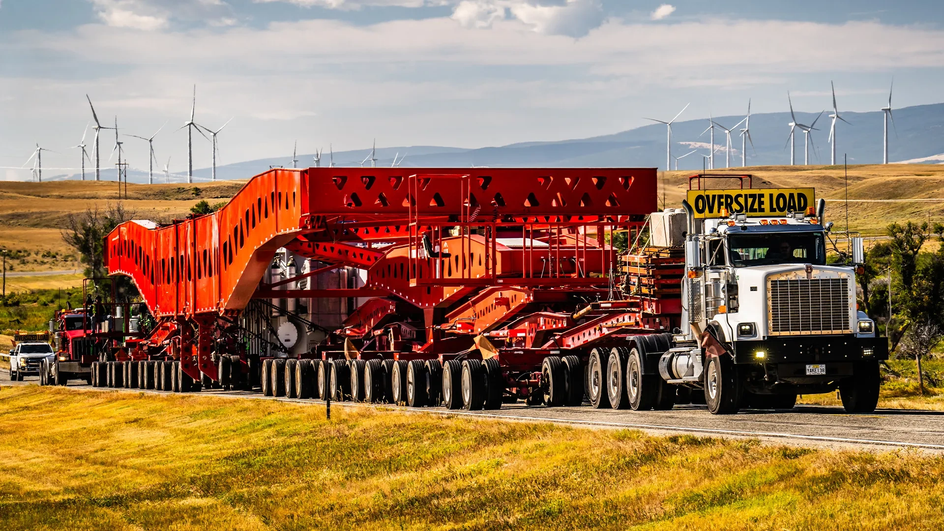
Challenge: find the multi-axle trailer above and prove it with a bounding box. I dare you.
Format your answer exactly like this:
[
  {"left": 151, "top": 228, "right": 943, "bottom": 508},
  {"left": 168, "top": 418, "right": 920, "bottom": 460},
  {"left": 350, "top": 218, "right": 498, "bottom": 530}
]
[{"left": 96, "top": 168, "right": 887, "bottom": 414}]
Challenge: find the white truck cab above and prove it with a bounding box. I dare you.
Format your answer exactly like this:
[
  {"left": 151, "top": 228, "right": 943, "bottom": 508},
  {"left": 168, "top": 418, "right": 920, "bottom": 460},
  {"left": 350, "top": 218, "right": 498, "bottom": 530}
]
[{"left": 9, "top": 342, "right": 55, "bottom": 381}]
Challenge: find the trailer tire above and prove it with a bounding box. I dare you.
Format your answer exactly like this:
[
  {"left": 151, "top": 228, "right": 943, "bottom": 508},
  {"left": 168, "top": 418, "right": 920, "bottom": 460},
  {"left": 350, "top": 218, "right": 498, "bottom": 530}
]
[
  {"left": 425, "top": 360, "right": 444, "bottom": 407},
  {"left": 364, "top": 359, "right": 384, "bottom": 403},
  {"left": 606, "top": 348, "right": 630, "bottom": 410},
  {"left": 441, "top": 360, "right": 463, "bottom": 410},
  {"left": 128, "top": 360, "right": 139, "bottom": 389},
  {"left": 296, "top": 359, "right": 314, "bottom": 399},
  {"left": 391, "top": 360, "right": 409, "bottom": 405},
  {"left": 314, "top": 360, "right": 326, "bottom": 400},
  {"left": 461, "top": 359, "right": 486, "bottom": 411},
  {"left": 178, "top": 364, "right": 195, "bottom": 393},
  {"left": 562, "top": 355, "right": 584, "bottom": 406},
  {"left": 330, "top": 360, "right": 350, "bottom": 401},
  {"left": 704, "top": 355, "right": 741, "bottom": 415},
  {"left": 272, "top": 359, "right": 286, "bottom": 397},
  {"left": 261, "top": 359, "right": 272, "bottom": 397},
  {"left": 587, "top": 348, "right": 610, "bottom": 409},
  {"left": 350, "top": 359, "right": 367, "bottom": 402},
  {"left": 283, "top": 359, "right": 297, "bottom": 398},
  {"left": 482, "top": 358, "right": 503, "bottom": 410},
  {"left": 90, "top": 362, "right": 99, "bottom": 387},
  {"left": 218, "top": 356, "right": 232, "bottom": 391},
  {"left": 541, "top": 356, "right": 566, "bottom": 407},
  {"left": 380, "top": 360, "right": 395, "bottom": 403},
  {"left": 404, "top": 360, "right": 428, "bottom": 407},
  {"left": 840, "top": 360, "right": 880, "bottom": 413},
  {"left": 173, "top": 362, "right": 182, "bottom": 393},
  {"left": 114, "top": 361, "right": 124, "bottom": 388}
]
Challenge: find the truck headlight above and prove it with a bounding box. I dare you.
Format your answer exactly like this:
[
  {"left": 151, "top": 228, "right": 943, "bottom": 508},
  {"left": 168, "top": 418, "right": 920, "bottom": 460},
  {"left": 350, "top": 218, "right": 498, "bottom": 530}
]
[
  {"left": 857, "top": 320, "right": 874, "bottom": 334},
  {"left": 19, "top": 358, "right": 28, "bottom": 367},
  {"left": 738, "top": 323, "right": 756, "bottom": 337}
]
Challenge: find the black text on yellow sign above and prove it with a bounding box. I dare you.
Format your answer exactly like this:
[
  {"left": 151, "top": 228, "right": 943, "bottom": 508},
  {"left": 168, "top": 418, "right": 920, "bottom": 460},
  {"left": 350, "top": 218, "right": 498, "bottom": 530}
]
[{"left": 686, "top": 188, "right": 815, "bottom": 218}]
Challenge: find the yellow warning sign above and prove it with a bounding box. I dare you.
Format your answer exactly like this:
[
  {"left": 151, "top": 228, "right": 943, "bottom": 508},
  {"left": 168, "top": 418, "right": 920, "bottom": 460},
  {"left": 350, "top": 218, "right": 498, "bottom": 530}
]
[{"left": 686, "top": 188, "right": 815, "bottom": 219}]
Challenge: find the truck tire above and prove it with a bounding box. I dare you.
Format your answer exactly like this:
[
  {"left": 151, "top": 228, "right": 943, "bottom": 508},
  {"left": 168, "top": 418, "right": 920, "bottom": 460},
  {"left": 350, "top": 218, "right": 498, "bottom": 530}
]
[
  {"left": 54, "top": 362, "right": 67, "bottom": 386},
  {"left": 426, "top": 360, "right": 444, "bottom": 407},
  {"left": 562, "top": 355, "right": 584, "bottom": 406},
  {"left": 381, "top": 360, "right": 396, "bottom": 403},
  {"left": 178, "top": 364, "right": 195, "bottom": 393},
  {"left": 626, "top": 346, "right": 654, "bottom": 410},
  {"left": 162, "top": 361, "right": 174, "bottom": 391},
  {"left": 261, "top": 359, "right": 272, "bottom": 396},
  {"left": 442, "top": 360, "right": 463, "bottom": 410},
  {"left": 296, "top": 359, "right": 314, "bottom": 399},
  {"left": 350, "top": 359, "right": 366, "bottom": 402},
  {"left": 840, "top": 360, "right": 881, "bottom": 413},
  {"left": 284, "top": 359, "right": 298, "bottom": 399},
  {"left": 172, "top": 362, "right": 182, "bottom": 392},
  {"left": 541, "top": 356, "right": 566, "bottom": 407},
  {"left": 482, "top": 358, "right": 503, "bottom": 410},
  {"left": 90, "top": 362, "right": 98, "bottom": 387},
  {"left": 101, "top": 361, "right": 112, "bottom": 388},
  {"left": 391, "top": 360, "right": 409, "bottom": 405},
  {"left": 113, "top": 362, "right": 124, "bottom": 388},
  {"left": 364, "top": 359, "right": 384, "bottom": 403},
  {"left": 330, "top": 360, "right": 349, "bottom": 401},
  {"left": 218, "top": 356, "right": 232, "bottom": 391},
  {"left": 128, "top": 360, "right": 139, "bottom": 389},
  {"left": 606, "top": 348, "right": 630, "bottom": 410},
  {"left": 461, "top": 359, "right": 486, "bottom": 411},
  {"left": 587, "top": 348, "right": 610, "bottom": 409},
  {"left": 314, "top": 360, "right": 326, "bottom": 400},
  {"left": 272, "top": 359, "right": 286, "bottom": 397},
  {"left": 704, "top": 355, "right": 741, "bottom": 415},
  {"left": 406, "top": 359, "right": 428, "bottom": 407}
]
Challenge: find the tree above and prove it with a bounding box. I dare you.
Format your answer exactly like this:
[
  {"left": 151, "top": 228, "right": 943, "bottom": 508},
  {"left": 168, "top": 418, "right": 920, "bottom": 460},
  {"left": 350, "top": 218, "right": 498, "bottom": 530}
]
[
  {"left": 61, "top": 203, "right": 136, "bottom": 298},
  {"left": 191, "top": 200, "right": 213, "bottom": 215}
]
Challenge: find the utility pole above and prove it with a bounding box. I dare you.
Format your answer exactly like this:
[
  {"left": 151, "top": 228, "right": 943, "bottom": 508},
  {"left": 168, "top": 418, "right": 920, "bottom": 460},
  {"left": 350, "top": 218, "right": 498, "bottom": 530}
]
[{"left": 2, "top": 249, "right": 6, "bottom": 299}]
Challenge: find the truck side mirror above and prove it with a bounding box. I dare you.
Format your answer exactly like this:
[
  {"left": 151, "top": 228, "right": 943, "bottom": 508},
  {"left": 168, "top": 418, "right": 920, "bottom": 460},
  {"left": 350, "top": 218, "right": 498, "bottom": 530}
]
[
  {"left": 824, "top": 221, "right": 834, "bottom": 233},
  {"left": 851, "top": 237, "right": 865, "bottom": 264}
]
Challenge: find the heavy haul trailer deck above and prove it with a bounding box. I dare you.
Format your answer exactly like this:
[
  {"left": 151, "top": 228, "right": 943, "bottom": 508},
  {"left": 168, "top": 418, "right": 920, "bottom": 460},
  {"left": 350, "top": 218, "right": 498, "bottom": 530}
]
[{"left": 102, "top": 169, "right": 887, "bottom": 414}]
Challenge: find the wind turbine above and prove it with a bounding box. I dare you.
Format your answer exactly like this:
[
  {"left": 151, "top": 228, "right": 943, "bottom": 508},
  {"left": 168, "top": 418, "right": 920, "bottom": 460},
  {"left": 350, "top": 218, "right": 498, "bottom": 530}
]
[
  {"left": 108, "top": 116, "right": 124, "bottom": 181},
  {"left": 179, "top": 85, "right": 208, "bottom": 183},
  {"left": 828, "top": 82, "right": 851, "bottom": 166},
  {"left": 391, "top": 152, "right": 399, "bottom": 167},
  {"left": 645, "top": 103, "right": 690, "bottom": 171},
  {"left": 329, "top": 144, "right": 335, "bottom": 167},
  {"left": 881, "top": 80, "right": 895, "bottom": 164},
  {"left": 361, "top": 139, "right": 377, "bottom": 168},
  {"left": 73, "top": 123, "right": 91, "bottom": 181},
  {"left": 786, "top": 93, "right": 799, "bottom": 166},
  {"left": 197, "top": 118, "right": 231, "bottom": 181},
  {"left": 712, "top": 118, "right": 741, "bottom": 169},
  {"left": 797, "top": 111, "right": 824, "bottom": 165},
  {"left": 163, "top": 157, "right": 172, "bottom": 183},
  {"left": 738, "top": 100, "right": 753, "bottom": 167},
  {"left": 700, "top": 113, "right": 717, "bottom": 170},
  {"left": 127, "top": 122, "right": 166, "bottom": 185},
  {"left": 86, "top": 95, "right": 113, "bottom": 181},
  {"left": 313, "top": 148, "right": 323, "bottom": 167},
  {"left": 24, "top": 144, "right": 53, "bottom": 182},
  {"left": 673, "top": 149, "right": 697, "bottom": 170},
  {"left": 292, "top": 141, "right": 298, "bottom": 169}
]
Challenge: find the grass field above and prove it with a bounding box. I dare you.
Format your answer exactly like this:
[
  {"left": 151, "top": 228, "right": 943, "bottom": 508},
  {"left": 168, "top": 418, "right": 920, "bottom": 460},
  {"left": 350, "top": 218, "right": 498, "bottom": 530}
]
[{"left": 0, "top": 386, "right": 943, "bottom": 530}]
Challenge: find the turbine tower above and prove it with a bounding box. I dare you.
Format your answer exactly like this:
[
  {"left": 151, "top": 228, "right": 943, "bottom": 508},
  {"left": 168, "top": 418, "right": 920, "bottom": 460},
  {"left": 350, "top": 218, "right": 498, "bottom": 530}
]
[
  {"left": 292, "top": 141, "right": 298, "bottom": 169},
  {"left": 128, "top": 122, "right": 166, "bottom": 185},
  {"left": 361, "top": 139, "right": 378, "bottom": 168},
  {"left": 700, "top": 113, "right": 717, "bottom": 170},
  {"left": 738, "top": 99, "right": 753, "bottom": 167},
  {"left": 329, "top": 144, "right": 335, "bottom": 167},
  {"left": 644, "top": 103, "right": 690, "bottom": 171},
  {"left": 163, "top": 157, "right": 172, "bottom": 183},
  {"left": 198, "top": 118, "right": 232, "bottom": 181},
  {"left": 828, "top": 82, "right": 851, "bottom": 166},
  {"left": 313, "top": 148, "right": 323, "bottom": 167},
  {"left": 673, "top": 149, "right": 697, "bottom": 170},
  {"left": 86, "top": 95, "right": 113, "bottom": 182},
  {"left": 179, "top": 85, "right": 207, "bottom": 183},
  {"left": 881, "top": 80, "right": 895, "bottom": 164},
  {"left": 73, "top": 123, "right": 91, "bottom": 181}
]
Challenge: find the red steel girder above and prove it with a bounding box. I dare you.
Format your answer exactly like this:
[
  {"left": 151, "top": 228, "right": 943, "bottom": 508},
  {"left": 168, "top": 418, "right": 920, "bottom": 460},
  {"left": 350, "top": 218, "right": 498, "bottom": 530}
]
[{"left": 285, "top": 239, "right": 383, "bottom": 268}]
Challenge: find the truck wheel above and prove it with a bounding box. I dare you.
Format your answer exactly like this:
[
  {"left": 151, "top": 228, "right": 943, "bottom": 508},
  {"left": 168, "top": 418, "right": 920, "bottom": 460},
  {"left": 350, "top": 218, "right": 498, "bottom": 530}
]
[
  {"left": 218, "top": 356, "right": 232, "bottom": 391},
  {"left": 426, "top": 360, "right": 444, "bottom": 407},
  {"left": 406, "top": 360, "right": 428, "bottom": 407},
  {"left": 128, "top": 360, "right": 139, "bottom": 389},
  {"left": 144, "top": 361, "right": 155, "bottom": 390},
  {"left": 587, "top": 348, "right": 610, "bottom": 409},
  {"left": 172, "top": 362, "right": 181, "bottom": 392},
  {"left": 562, "top": 355, "right": 584, "bottom": 406},
  {"left": 704, "top": 355, "right": 741, "bottom": 415},
  {"left": 99, "top": 361, "right": 110, "bottom": 388},
  {"left": 314, "top": 360, "right": 326, "bottom": 400},
  {"left": 54, "top": 362, "right": 68, "bottom": 386},
  {"left": 330, "top": 360, "right": 349, "bottom": 401},
  {"left": 461, "top": 359, "right": 486, "bottom": 411},
  {"left": 296, "top": 359, "right": 314, "bottom": 399},
  {"left": 178, "top": 364, "right": 195, "bottom": 393},
  {"left": 271, "top": 359, "right": 286, "bottom": 397},
  {"left": 840, "top": 360, "right": 881, "bottom": 413},
  {"left": 626, "top": 347, "right": 655, "bottom": 411},
  {"left": 113, "top": 361, "right": 124, "bottom": 388},
  {"left": 364, "top": 359, "right": 383, "bottom": 403},
  {"left": 162, "top": 361, "right": 174, "bottom": 391},
  {"left": 284, "top": 359, "right": 298, "bottom": 399},
  {"left": 380, "top": 360, "right": 395, "bottom": 403},
  {"left": 606, "top": 348, "right": 630, "bottom": 410},
  {"left": 261, "top": 359, "right": 272, "bottom": 396},
  {"left": 391, "top": 360, "right": 408, "bottom": 405},
  {"left": 442, "top": 360, "right": 463, "bottom": 410},
  {"left": 350, "top": 359, "right": 366, "bottom": 402},
  {"left": 541, "top": 356, "right": 566, "bottom": 407},
  {"left": 482, "top": 358, "right": 503, "bottom": 410}
]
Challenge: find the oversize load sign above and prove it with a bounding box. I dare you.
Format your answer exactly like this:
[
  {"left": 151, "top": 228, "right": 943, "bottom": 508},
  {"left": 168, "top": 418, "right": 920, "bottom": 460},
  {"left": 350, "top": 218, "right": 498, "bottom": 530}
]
[{"left": 687, "top": 188, "right": 815, "bottom": 218}]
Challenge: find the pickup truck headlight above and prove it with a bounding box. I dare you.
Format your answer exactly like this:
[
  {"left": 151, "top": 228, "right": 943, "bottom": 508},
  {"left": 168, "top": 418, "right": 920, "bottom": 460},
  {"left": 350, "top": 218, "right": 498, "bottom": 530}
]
[
  {"left": 19, "top": 358, "right": 28, "bottom": 367},
  {"left": 857, "top": 320, "right": 874, "bottom": 334},
  {"left": 737, "top": 323, "right": 756, "bottom": 337}
]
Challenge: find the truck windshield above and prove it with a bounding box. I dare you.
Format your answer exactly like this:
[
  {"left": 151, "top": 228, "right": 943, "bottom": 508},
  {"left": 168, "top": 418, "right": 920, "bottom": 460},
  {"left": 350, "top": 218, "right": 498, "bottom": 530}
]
[
  {"left": 727, "top": 232, "right": 826, "bottom": 267},
  {"left": 64, "top": 317, "right": 85, "bottom": 331},
  {"left": 19, "top": 344, "right": 53, "bottom": 354}
]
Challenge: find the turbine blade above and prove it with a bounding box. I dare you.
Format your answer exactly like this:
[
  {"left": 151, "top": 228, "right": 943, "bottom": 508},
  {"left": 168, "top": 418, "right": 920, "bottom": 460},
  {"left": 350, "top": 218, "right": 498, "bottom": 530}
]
[
  {"left": 890, "top": 109, "right": 898, "bottom": 138},
  {"left": 645, "top": 118, "right": 670, "bottom": 125},
  {"left": 746, "top": 131, "right": 755, "bottom": 151},
  {"left": 668, "top": 102, "right": 690, "bottom": 124},
  {"left": 788, "top": 91, "right": 797, "bottom": 122},
  {"left": 86, "top": 95, "right": 101, "bottom": 127},
  {"left": 152, "top": 120, "right": 167, "bottom": 139},
  {"left": 23, "top": 149, "right": 38, "bottom": 167},
  {"left": 889, "top": 78, "right": 894, "bottom": 107},
  {"left": 194, "top": 124, "right": 210, "bottom": 142},
  {"left": 810, "top": 110, "right": 825, "bottom": 129},
  {"left": 216, "top": 117, "right": 233, "bottom": 134},
  {"left": 838, "top": 115, "right": 852, "bottom": 125},
  {"left": 191, "top": 85, "right": 196, "bottom": 122},
  {"left": 81, "top": 122, "right": 90, "bottom": 144},
  {"left": 784, "top": 126, "right": 795, "bottom": 150},
  {"left": 831, "top": 81, "right": 838, "bottom": 113}
]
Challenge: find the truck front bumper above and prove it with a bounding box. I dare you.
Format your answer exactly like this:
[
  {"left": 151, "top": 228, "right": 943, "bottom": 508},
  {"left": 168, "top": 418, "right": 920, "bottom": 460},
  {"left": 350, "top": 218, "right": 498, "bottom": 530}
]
[{"left": 732, "top": 335, "right": 888, "bottom": 365}]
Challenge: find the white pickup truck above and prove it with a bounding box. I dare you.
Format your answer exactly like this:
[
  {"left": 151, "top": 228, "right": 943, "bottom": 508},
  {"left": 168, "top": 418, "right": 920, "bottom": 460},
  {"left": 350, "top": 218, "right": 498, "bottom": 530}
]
[{"left": 9, "top": 342, "right": 55, "bottom": 381}]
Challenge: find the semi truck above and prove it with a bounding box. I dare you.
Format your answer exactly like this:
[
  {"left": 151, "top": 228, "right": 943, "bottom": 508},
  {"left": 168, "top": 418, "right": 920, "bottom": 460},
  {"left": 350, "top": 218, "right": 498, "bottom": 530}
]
[{"left": 94, "top": 168, "right": 886, "bottom": 414}]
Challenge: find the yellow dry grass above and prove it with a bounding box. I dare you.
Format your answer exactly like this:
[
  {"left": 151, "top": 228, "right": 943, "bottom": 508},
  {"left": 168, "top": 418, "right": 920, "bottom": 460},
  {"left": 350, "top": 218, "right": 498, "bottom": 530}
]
[
  {"left": 0, "top": 386, "right": 943, "bottom": 530},
  {"left": 1, "top": 273, "right": 84, "bottom": 292}
]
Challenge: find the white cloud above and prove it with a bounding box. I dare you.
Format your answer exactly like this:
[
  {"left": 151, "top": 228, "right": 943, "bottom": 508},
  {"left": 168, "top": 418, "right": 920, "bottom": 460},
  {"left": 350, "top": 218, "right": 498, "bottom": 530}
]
[
  {"left": 452, "top": 0, "right": 505, "bottom": 29},
  {"left": 88, "top": 0, "right": 233, "bottom": 30},
  {"left": 252, "top": 0, "right": 428, "bottom": 8},
  {"left": 509, "top": 0, "right": 603, "bottom": 37},
  {"left": 651, "top": 3, "right": 675, "bottom": 21}
]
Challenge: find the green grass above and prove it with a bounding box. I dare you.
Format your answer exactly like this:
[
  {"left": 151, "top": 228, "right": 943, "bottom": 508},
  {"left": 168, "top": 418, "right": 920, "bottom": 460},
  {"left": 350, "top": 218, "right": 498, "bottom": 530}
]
[
  {"left": 1, "top": 386, "right": 943, "bottom": 530},
  {"left": 0, "top": 287, "right": 82, "bottom": 337}
]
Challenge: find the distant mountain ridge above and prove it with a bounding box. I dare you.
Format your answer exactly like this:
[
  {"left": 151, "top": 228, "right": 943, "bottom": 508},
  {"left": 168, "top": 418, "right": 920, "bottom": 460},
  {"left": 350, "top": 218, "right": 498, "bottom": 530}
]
[{"left": 68, "top": 102, "right": 944, "bottom": 183}]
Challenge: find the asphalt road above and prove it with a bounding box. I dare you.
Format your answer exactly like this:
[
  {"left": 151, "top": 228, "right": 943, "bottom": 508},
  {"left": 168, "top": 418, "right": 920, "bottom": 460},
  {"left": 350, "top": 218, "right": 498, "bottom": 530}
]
[
  {"left": 4, "top": 370, "right": 944, "bottom": 452},
  {"left": 2, "top": 269, "right": 78, "bottom": 278}
]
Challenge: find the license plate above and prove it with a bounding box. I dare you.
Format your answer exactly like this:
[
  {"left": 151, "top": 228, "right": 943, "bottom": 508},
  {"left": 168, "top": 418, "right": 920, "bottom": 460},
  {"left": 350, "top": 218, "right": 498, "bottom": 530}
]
[{"left": 806, "top": 364, "right": 826, "bottom": 376}]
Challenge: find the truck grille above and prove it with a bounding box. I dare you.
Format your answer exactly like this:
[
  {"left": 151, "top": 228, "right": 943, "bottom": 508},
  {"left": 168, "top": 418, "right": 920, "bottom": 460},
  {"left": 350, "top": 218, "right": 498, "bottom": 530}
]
[{"left": 768, "top": 278, "right": 851, "bottom": 335}]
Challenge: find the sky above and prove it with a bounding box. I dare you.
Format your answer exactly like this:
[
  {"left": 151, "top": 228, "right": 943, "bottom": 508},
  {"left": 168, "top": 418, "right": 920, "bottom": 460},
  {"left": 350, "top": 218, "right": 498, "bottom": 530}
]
[{"left": 2, "top": 0, "right": 944, "bottom": 180}]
